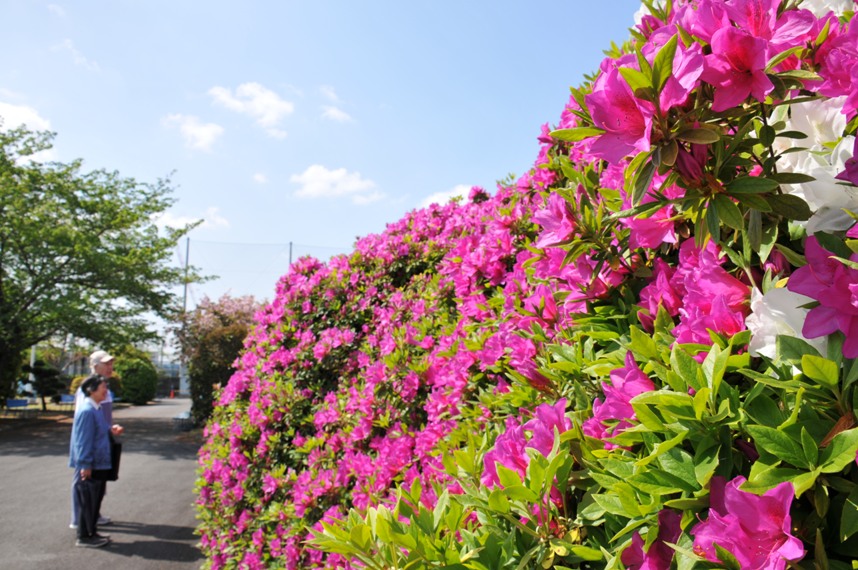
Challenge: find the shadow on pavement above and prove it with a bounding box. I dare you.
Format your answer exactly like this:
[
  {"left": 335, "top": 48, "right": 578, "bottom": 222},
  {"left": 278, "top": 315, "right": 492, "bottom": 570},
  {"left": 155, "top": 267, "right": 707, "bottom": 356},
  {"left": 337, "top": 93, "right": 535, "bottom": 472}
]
[{"left": 101, "top": 522, "right": 202, "bottom": 563}]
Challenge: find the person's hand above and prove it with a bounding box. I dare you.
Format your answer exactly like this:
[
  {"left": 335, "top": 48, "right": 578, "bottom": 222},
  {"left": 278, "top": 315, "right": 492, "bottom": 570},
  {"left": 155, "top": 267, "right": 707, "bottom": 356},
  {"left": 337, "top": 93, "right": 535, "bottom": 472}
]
[
  {"left": 111, "top": 424, "right": 124, "bottom": 436},
  {"left": 81, "top": 468, "right": 92, "bottom": 480}
]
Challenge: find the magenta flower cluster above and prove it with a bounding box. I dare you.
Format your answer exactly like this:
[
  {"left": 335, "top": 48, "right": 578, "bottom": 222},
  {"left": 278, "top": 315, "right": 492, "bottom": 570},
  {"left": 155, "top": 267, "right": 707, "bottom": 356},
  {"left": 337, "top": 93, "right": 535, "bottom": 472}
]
[{"left": 196, "top": 1, "right": 858, "bottom": 568}]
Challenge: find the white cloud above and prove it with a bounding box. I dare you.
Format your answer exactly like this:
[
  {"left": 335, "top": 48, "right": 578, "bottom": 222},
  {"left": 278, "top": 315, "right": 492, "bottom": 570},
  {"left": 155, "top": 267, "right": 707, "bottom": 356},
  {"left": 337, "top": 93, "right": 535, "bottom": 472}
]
[
  {"left": 321, "top": 105, "right": 352, "bottom": 122},
  {"left": 162, "top": 114, "right": 224, "bottom": 151},
  {"left": 320, "top": 85, "right": 339, "bottom": 102},
  {"left": 48, "top": 4, "right": 66, "bottom": 17},
  {"left": 252, "top": 173, "right": 268, "bottom": 184},
  {"left": 291, "top": 164, "right": 381, "bottom": 204},
  {"left": 155, "top": 206, "right": 230, "bottom": 230},
  {"left": 420, "top": 184, "right": 472, "bottom": 208},
  {"left": 209, "top": 82, "right": 294, "bottom": 138},
  {"left": 0, "top": 101, "right": 51, "bottom": 131},
  {"left": 53, "top": 39, "right": 100, "bottom": 71}
]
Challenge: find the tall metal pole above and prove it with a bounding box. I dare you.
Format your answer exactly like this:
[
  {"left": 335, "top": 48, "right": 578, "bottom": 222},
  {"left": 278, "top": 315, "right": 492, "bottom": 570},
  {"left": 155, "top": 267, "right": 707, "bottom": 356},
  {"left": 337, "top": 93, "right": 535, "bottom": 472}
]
[
  {"left": 182, "top": 237, "right": 190, "bottom": 313},
  {"left": 179, "top": 237, "right": 190, "bottom": 396}
]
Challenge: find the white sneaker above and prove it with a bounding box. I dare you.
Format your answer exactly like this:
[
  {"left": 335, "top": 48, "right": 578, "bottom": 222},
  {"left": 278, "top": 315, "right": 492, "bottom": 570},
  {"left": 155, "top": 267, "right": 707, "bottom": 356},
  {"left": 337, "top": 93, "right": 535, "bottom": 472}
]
[
  {"left": 97, "top": 515, "right": 111, "bottom": 525},
  {"left": 69, "top": 523, "right": 77, "bottom": 529}
]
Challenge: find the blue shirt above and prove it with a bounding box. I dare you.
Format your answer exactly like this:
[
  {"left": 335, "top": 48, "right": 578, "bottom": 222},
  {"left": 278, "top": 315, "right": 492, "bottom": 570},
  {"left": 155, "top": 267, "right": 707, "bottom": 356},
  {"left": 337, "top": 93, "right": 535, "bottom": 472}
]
[{"left": 69, "top": 398, "right": 111, "bottom": 470}]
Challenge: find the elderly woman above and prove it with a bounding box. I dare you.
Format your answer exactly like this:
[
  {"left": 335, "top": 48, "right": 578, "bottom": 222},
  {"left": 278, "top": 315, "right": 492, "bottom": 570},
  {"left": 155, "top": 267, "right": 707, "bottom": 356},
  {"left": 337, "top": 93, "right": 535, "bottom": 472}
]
[{"left": 69, "top": 376, "right": 121, "bottom": 548}]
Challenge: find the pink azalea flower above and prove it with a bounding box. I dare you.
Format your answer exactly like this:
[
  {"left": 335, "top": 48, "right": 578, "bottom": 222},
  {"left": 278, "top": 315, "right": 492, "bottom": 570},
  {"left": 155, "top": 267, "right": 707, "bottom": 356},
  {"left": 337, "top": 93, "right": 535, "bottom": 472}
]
[
  {"left": 621, "top": 509, "right": 682, "bottom": 570},
  {"left": 586, "top": 64, "right": 655, "bottom": 162},
  {"left": 582, "top": 352, "right": 655, "bottom": 447},
  {"left": 524, "top": 398, "right": 572, "bottom": 456},
  {"left": 835, "top": 136, "right": 858, "bottom": 186},
  {"left": 701, "top": 27, "right": 774, "bottom": 112},
  {"left": 638, "top": 258, "right": 682, "bottom": 331},
  {"left": 816, "top": 16, "right": 858, "bottom": 117},
  {"left": 692, "top": 476, "right": 804, "bottom": 569},
  {"left": 673, "top": 256, "right": 750, "bottom": 344},
  {"left": 786, "top": 235, "right": 858, "bottom": 357},
  {"left": 533, "top": 192, "right": 576, "bottom": 248},
  {"left": 675, "top": 0, "right": 731, "bottom": 44},
  {"left": 481, "top": 421, "right": 529, "bottom": 488},
  {"left": 725, "top": 0, "right": 815, "bottom": 54}
]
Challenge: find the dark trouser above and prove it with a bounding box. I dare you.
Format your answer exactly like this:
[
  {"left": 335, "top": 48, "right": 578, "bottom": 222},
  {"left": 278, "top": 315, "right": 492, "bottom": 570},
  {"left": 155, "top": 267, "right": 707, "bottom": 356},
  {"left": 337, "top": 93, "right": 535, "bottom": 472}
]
[{"left": 74, "top": 478, "right": 105, "bottom": 539}]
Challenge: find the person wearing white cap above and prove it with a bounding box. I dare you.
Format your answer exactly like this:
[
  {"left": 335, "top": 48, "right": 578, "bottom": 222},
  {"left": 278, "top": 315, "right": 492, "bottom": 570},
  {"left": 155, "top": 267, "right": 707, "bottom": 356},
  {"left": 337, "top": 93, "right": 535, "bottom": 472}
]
[{"left": 70, "top": 350, "right": 124, "bottom": 530}]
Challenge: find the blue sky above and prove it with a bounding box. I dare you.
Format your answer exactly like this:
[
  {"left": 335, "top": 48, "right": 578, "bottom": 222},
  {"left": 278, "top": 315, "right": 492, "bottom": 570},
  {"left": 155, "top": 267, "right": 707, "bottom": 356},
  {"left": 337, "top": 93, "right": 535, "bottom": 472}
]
[{"left": 1, "top": 1, "right": 642, "bottom": 306}]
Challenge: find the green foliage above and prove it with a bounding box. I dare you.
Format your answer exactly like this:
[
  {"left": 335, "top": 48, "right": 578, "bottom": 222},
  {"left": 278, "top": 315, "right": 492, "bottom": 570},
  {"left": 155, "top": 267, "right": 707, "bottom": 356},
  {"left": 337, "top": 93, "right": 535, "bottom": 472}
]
[
  {"left": 0, "top": 125, "right": 202, "bottom": 401},
  {"left": 115, "top": 357, "right": 158, "bottom": 405},
  {"left": 21, "top": 359, "right": 66, "bottom": 411}
]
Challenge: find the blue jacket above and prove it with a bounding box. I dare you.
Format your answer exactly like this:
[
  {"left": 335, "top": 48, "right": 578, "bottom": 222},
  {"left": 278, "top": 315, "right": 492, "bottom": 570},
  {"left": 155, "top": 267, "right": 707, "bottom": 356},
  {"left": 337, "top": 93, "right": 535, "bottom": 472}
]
[{"left": 69, "top": 398, "right": 111, "bottom": 470}]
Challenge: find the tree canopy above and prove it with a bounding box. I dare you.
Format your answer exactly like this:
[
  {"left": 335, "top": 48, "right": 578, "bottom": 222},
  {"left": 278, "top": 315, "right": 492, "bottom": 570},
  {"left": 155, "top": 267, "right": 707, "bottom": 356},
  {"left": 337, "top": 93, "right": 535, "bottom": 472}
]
[{"left": 0, "top": 125, "right": 199, "bottom": 400}]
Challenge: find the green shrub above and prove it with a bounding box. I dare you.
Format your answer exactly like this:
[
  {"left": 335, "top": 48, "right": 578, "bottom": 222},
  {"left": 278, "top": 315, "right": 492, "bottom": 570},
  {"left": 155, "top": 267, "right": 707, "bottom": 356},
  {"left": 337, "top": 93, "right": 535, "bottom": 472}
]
[{"left": 115, "top": 357, "right": 158, "bottom": 405}]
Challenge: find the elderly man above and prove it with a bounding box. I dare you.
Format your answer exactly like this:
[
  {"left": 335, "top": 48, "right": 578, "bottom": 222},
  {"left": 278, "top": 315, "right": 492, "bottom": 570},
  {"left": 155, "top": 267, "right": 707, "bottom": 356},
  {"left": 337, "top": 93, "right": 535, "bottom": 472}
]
[
  {"left": 70, "top": 350, "right": 124, "bottom": 532},
  {"left": 69, "top": 376, "right": 121, "bottom": 547}
]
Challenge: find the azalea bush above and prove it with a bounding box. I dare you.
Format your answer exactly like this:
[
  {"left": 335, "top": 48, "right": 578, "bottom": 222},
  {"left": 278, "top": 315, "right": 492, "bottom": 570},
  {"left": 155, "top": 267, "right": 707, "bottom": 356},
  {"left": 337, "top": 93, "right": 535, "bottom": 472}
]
[{"left": 197, "top": 0, "right": 858, "bottom": 568}]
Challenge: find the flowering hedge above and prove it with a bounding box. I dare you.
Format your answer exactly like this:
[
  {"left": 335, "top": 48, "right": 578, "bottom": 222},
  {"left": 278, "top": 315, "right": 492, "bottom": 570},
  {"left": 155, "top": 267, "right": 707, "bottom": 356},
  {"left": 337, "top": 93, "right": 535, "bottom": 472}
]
[{"left": 197, "top": 1, "right": 858, "bottom": 568}]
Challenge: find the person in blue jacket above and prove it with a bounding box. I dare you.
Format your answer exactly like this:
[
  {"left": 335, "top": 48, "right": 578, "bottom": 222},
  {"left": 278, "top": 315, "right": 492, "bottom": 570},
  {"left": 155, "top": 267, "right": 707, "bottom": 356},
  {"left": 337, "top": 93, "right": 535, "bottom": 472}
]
[
  {"left": 70, "top": 350, "right": 122, "bottom": 529},
  {"left": 69, "top": 376, "right": 120, "bottom": 548}
]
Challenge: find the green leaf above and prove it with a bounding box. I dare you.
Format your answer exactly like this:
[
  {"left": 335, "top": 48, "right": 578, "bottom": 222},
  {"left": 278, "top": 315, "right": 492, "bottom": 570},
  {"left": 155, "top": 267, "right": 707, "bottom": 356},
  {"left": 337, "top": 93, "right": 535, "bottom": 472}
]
[
  {"left": 777, "top": 335, "right": 822, "bottom": 365},
  {"left": 550, "top": 127, "right": 606, "bottom": 142},
  {"left": 746, "top": 425, "right": 808, "bottom": 469},
  {"left": 620, "top": 67, "right": 653, "bottom": 93},
  {"left": 349, "top": 524, "right": 372, "bottom": 550},
  {"left": 735, "top": 192, "right": 773, "bottom": 212},
  {"left": 568, "top": 545, "right": 603, "bottom": 562},
  {"left": 774, "top": 244, "right": 806, "bottom": 267},
  {"left": 629, "top": 468, "right": 696, "bottom": 494},
  {"left": 713, "top": 195, "right": 744, "bottom": 230},
  {"left": 766, "top": 194, "right": 812, "bottom": 221},
  {"left": 676, "top": 128, "right": 721, "bottom": 144},
  {"left": 632, "top": 158, "right": 656, "bottom": 206},
  {"left": 670, "top": 346, "right": 702, "bottom": 391},
  {"left": 488, "top": 489, "right": 510, "bottom": 513},
  {"left": 630, "top": 327, "right": 659, "bottom": 361},
  {"left": 841, "top": 487, "right": 858, "bottom": 541},
  {"left": 777, "top": 69, "right": 822, "bottom": 81},
  {"left": 766, "top": 46, "right": 803, "bottom": 71},
  {"left": 801, "top": 427, "right": 819, "bottom": 468},
  {"left": 801, "top": 354, "right": 840, "bottom": 388},
  {"left": 714, "top": 543, "right": 743, "bottom": 570},
  {"left": 749, "top": 209, "right": 762, "bottom": 252},
  {"left": 726, "top": 176, "right": 780, "bottom": 194},
  {"left": 504, "top": 484, "right": 539, "bottom": 503},
  {"left": 820, "top": 428, "right": 858, "bottom": 473},
  {"left": 496, "top": 464, "right": 523, "bottom": 488},
  {"left": 768, "top": 172, "right": 816, "bottom": 184},
  {"left": 705, "top": 202, "right": 720, "bottom": 241},
  {"left": 652, "top": 34, "right": 678, "bottom": 93},
  {"left": 635, "top": 430, "right": 689, "bottom": 467},
  {"left": 694, "top": 442, "right": 720, "bottom": 487}
]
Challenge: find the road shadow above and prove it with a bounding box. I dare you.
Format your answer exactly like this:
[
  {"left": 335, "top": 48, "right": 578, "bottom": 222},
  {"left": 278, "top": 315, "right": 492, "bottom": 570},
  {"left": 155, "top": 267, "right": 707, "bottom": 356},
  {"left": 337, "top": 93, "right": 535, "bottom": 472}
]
[
  {"left": 0, "top": 416, "right": 202, "bottom": 461},
  {"left": 104, "top": 522, "right": 203, "bottom": 562},
  {"left": 99, "top": 522, "right": 202, "bottom": 562}
]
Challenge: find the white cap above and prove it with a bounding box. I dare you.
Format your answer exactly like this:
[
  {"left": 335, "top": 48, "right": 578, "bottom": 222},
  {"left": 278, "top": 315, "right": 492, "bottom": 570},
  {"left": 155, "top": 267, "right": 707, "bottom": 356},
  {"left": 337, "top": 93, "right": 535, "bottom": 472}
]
[{"left": 89, "top": 350, "right": 114, "bottom": 369}]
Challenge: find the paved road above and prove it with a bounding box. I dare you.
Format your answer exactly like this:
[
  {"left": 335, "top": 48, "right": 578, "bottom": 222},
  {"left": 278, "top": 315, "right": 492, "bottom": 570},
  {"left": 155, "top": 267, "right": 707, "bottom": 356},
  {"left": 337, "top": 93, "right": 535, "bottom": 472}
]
[{"left": 0, "top": 398, "right": 204, "bottom": 569}]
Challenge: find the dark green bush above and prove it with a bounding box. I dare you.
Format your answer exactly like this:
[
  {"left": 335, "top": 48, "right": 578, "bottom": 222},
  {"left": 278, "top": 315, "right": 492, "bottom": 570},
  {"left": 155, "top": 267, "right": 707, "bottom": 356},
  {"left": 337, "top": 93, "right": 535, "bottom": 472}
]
[{"left": 115, "top": 357, "right": 158, "bottom": 405}]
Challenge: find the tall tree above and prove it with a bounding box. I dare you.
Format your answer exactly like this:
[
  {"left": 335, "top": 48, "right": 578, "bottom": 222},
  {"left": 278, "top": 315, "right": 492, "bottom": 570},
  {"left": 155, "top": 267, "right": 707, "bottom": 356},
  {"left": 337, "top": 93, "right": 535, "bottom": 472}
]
[{"left": 0, "top": 125, "right": 200, "bottom": 401}]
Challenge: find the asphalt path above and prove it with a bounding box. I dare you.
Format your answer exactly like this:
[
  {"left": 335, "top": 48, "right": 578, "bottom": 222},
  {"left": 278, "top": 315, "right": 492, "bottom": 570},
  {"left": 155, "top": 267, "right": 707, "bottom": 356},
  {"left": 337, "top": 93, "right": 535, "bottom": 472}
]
[{"left": 0, "top": 398, "right": 204, "bottom": 569}]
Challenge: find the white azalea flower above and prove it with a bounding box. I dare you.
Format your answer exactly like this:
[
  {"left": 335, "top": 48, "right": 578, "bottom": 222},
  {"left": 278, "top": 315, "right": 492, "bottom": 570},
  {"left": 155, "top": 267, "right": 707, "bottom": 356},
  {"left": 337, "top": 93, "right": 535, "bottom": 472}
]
[
  {"left": 773, "top": 97, "right": 847, "bottom": 171},
  {"left": 746, "top": 287, "right": 827, "bottom": 359},
  {"left": 799, "top": 0, "right": 854, "bottom": 18}
]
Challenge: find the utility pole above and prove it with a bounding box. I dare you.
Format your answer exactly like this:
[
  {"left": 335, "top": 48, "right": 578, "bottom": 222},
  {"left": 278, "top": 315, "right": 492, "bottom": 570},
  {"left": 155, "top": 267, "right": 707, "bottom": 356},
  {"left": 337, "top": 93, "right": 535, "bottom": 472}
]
[{"left": 179, "top": 237, "right": 190, "bottom": 396}]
